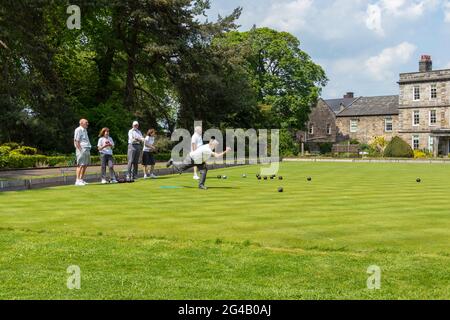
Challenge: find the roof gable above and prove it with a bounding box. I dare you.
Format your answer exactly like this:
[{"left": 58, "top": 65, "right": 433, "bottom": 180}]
[{"left": 323, "top": 98, "right": 358, "bottom": 114}]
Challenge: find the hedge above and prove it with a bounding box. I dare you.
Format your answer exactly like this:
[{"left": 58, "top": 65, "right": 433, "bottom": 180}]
[{"left": 0, "top": 152, "right": 172, "bottom": 169}]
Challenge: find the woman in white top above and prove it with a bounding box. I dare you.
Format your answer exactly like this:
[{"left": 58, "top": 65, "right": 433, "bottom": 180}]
[
  {"left": 142, "top": 129, "right": 157, "bottom": 179},
  {"left": 97, "top": 128, "right": 117, "bottom": 184}
]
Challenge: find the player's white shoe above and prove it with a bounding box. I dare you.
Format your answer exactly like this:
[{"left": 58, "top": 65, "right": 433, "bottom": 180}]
[
  {"left": 101, "top": 179, "right": 108, "bottom": 184},
  {"left": 75, "top": 180, "right": 85, "bottom": 186},
  {"left": 193, "top": 175, "right": 200, "bottom": 180},
  {"left": 150, "top": 174, "right": 157, "bottom": 179}
]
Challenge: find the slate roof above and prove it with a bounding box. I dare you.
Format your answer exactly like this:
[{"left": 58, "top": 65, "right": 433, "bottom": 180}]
[
  {"left": 323, "top": 98, "right": 358, "bottom": 114},
  {"left": 337, "top": 95, "right": 399, "bottom": 117}
]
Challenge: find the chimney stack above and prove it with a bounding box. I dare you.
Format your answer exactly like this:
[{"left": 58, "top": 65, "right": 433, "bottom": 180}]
[
  {"left": 343, "top": 92, "right": 354, "bottom": 99},
  {"left": 419, "top": 55, "right": 432, "bottom": 72}
]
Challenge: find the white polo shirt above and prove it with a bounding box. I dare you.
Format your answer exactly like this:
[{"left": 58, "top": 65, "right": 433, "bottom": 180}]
[
  {"left": 191, "top": 132, "right": 203, "bottom": 151},
  {"left": 189, "top": 144, "right": 216, "bottom": 164},
  {"left": 74, "top": 126, "right": 91, "bottom": 149}
]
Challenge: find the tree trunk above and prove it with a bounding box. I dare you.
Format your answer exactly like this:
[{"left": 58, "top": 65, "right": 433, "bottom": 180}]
[{"left": 124, "top": 27, "right": 138, "bottom": 111}]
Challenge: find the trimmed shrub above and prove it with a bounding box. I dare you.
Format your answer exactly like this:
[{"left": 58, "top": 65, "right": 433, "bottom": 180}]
[
  {"left": 318, "top": 142, "right": 333, "bottom": 154},
  {"left": 4, "top": 154, "right": 48, "bottom": 169},
  {"left": 384, "top": 136, "right": 414, "bottom": 158},
  {"left": 113, "top": 155, "right": 128, "bottom": 164},
  {"left": 46, "top": 156, "right": 73, "bottom": 167},
  {"left": 0, "top": 146, "right": 12, "bottom": 156},
  {"left": 0, "top": 153, "right": 170, "bottom": 169},
  {"left": 369, "top": 136, "right": 388, "bottom": 155},
  {"left": 1, "top": 142, "right": 20, "bottom": 150},
  {"left": 414, "top": 149, "right": 433, "bottom": 159},
  {"left": 10, "top": 146, "right": 38, "bottom": 155},
  {"left": 154, "top": 152, "right": 171, "bottom": 161},
  {"left": 0, "top": 156, "right": 7, "bottom": 168}
]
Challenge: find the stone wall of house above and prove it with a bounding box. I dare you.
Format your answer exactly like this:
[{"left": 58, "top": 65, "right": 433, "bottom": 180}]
[
  {"left": 397, "top": 132, "right": 431, "bottom": 151},
  {"left": 336, "top": 115, "right": 399, "bottom": 144},
  {"left": 306, "top": 99, "right": 337, "bottom": 143},
  {"left": 398, "top": 70, "right": 450, "bottom": 152},
  {"left": 399, "top": 106, "right": 450, "bottom": 132},
  {"left": 399, "top": 82, "right": 450, "bottom": 108}
]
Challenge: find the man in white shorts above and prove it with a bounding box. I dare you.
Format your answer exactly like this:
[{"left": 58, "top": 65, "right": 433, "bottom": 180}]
[
  {"left": 166, "top": 139, "right": 231, "bottom": 190},
  {"left": 191, "top": 126, "right": 203, "bottom": 180},
  {"left": 74, "top": 119, "right": 91, "bottom": 186}
]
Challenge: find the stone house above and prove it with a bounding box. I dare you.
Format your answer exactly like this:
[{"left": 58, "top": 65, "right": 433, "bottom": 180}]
[
  {"left": 303, "top": 93, "right": 358, "bottom": 147},
  {"left": 335, "top": 95, "right": 399, "bottom": 144},
  {"left": 306, "top": 55, "right": 450, "bottom": 155},
  {"left": 397, "top": 55, "right": 450, "bottom": 156}
]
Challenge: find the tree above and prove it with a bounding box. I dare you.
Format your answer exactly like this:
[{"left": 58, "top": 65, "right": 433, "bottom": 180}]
[
  {"left": 214, "top": 27, "right": 328, "bottom": 130},
  {"left": 0, "top": 0, "right": 244, "bottom": 153}
]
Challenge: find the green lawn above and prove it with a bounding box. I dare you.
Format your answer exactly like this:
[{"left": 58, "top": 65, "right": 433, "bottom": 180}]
[{"left": 0, "top": 162, "right": 449, "bottom": 299}]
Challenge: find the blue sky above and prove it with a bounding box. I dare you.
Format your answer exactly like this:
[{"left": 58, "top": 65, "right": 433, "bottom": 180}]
[{"left": 204, "top": 0, "right": 450, "bottom": 99}]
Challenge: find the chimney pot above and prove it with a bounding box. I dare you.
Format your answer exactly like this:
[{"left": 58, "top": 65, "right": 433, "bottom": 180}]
[
  {"left": 343, "top": 92, "right": 354, "bottom": 99},
  {"left": 419, "top": 55, "right": 432, "bottom": 72}
]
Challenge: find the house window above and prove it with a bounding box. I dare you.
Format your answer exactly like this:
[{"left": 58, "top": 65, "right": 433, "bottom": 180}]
[
  {"left": 413, "top": 86, "right": 420, "bottom": 101},
  {"left": 429, "top": 110, "right": 437, "bottom": 126},
  {"left": 412, "top": 135, "right": 420, "bottom": 150},
  {"left": 326, "top": 124, "right": 332, "bottom": 135},
  {"left": 428, "top": 136, "right": 435, "bottom": 153},
  {"left": 350, "top": 120, "right": 358, "bottom": 133},
  {"left": 385, "top": 117, "right": 393, "bottom": 132},
  {"left": 309, "top": 124, "right": 314, "bottom": 135},
  {"left": 431, "top": 84, "right": 437, "bottom": 99},
  {"left": 413, "top": 110, "right": 420, "bottom": 126}
]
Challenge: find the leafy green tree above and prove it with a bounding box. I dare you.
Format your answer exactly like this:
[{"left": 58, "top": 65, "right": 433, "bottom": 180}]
[{"left": 215, "top": 27, "right": 328, "bottom": 130}]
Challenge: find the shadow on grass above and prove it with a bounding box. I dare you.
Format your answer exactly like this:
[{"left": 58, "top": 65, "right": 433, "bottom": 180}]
[{"left": 182, "top": 186, "right": 239, "bottom": 190}]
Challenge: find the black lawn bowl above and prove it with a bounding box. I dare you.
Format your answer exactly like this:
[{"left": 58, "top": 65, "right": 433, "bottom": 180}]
[
  {"left": 278, "top": 176, "right": 283, "bottom": 180},
  {"left": 263, "top": 176, "right": 268, "bottom": 180},
  {"left": 416, "top": 178, "right": 422, "bottom": 183},
  {"left": 307, "top": 177, "right": 312, "bottom": 181},
  {"left": 278, "top": 187, "right": 284, "bottom": 193},
  {"left": 222, "top": 176, "right": 228, "bottom": 180},
  {"left": 257, "top": 176, "right": 262, "bottom": 180},
  {"left": 217, "top": 175, "right": 222, "bottom": 179},
  {"left": 270, "top": 176, "right": 275, "bottom": 180}
]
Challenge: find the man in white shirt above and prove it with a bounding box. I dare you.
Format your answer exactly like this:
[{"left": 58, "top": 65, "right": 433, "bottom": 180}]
[
  {"left": 127, "top": 121, "right": 144, "bottom": 181},
  {"left": 191, "top": 126, "right": 203, "bottom": 180},
  {"left": 74, "top": 119, "right": 91, "bottom": 186},
  {"left": 166, "top": 139, "right": 231, "bottom": 190}
]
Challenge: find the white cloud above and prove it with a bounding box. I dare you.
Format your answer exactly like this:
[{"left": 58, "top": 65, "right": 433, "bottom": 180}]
[
  {"left": 260, "top": 0, "right": 313, "bottom": 32},
  {"left": 380, "top": 0, "right": 438, "bottom": 18},
  {"left": 365, "top": 42, "right": 417, "bottom": 80},
  {"left": 444, "top": 1, "right": 450, "bottom": 22},
  {"left": 366, "top": 4, "right": 384, "bottom": 36},
  {"left": 365, "top": 0, "right": 440, "bottom": 35}
]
